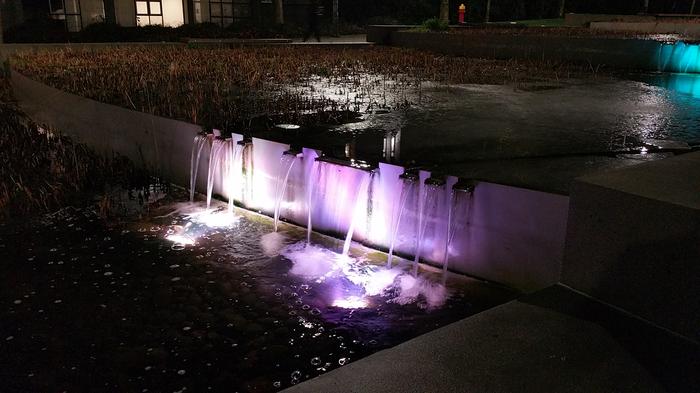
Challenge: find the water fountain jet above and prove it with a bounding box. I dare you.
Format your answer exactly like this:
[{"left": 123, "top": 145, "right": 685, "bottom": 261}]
[
  {"left": 413, "top": 177, "right": 446, "bottom": 277},
  {"left": 274, "top": 149, "right": 303, "bottom": 232},
  {"left": 387, "top": 171, "right": 419, "bottom": 268},
  {"left": 442, "top": 180, "right": 476, "bottom": 284},
  {"left": 189, "top": 132, "right": 210, "bottom": 202}
]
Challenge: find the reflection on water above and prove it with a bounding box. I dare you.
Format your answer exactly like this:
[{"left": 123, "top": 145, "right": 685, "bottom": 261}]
[
  {"left": 658, "top": 42, "right": 700, "bottom": 74},
  {"left": 638, "top": 72, "right": 700, "bottom": 99},
  {"left": 273, "top": 75, "right": 699, "bottom": 193}
]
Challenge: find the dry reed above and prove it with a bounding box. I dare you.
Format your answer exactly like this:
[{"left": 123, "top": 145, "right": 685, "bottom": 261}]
[{"left": 11, "top": 46, "right": 598, "bottom": 133}]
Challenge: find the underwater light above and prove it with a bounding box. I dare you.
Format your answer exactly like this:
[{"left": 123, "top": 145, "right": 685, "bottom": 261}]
[
  {"left": 332, "top": 296, "right": 368, "bottom": 309},
  {"left": 191, "top": 210, "right": 238, "bottom": 228},
  {"left": 275, "top": 124, "right": 301, "bottom": 130},
  {"left": 165, "top": 234, "right": 196, "bottom": 246},
  {"left": 350, "top": 159, "right": 372, "bottom": 170}
]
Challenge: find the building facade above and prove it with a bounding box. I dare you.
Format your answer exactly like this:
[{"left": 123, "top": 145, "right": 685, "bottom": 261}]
[{"left": 5, "top": 0, "right": 315, "bottom": 32}]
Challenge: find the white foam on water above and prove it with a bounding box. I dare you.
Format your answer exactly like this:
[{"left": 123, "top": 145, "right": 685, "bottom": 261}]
[
  {"left": 282, "top": 241, "right": 449, "bottom": 308},
  {"left": 390, "top": 274, "right": 448, "bottom": 309},
  {"left": 260, "top": 232, "right": 288, "bottom": 257},
  {"left": 282, "top": 242, "right": 340, "bottom": 280}
]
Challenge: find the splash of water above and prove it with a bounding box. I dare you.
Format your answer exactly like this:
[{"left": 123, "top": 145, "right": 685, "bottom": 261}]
[
  {"left": 342, "top": 171, "right": 374, "bottom": 256},
  {"left": 444, "top": 185, "right": 475, "bottom": 284},
  {"left": 387, "top": 174, "right": 417, "bottom": 268},
  {"left": 206, "top": 138, "right": 241, "bottom": 212},
  {"left": 306, "top": 160, "right": 320, "bottom": 244},
  {"left": 261, "top": 231, "right": 288, "bottom": 257},
  {"left": 274, "top": 154, "right": 298, "bottom": 232},
  {"left": 282, "top": 242, "right": 448, "bottom": 308},
  {"left": 413, "top": 182, "right": 442, "bottom": 276},
  {"left": 284, "top": 242, "right": 340, "bottom": 280},
  {"left": 441, "top": 189, "right": 454, "bottom": 285},
  {"left": 390, "top": 274, "right": 448, "bottom": 309},
  {"left": 227, "top": 143, "right": 243, "bottom": 214},
  {"left": 206, "top": 138, "right": 226, "bottom": 209},
  {"left": 189, "top": 134, "right": 209, "bottom": 202}
]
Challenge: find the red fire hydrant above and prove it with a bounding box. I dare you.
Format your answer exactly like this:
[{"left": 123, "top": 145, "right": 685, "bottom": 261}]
[{"left": 458, "top": 3, "right": 466, "bottom": 24}]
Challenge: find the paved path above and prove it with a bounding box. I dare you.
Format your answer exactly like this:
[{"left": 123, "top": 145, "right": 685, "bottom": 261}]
[
  {"left": 290, "top": 34, "right": 369, "bottom": 45},
  {"left": 283, "top": 298, "right": 666, "bottom": 393}
]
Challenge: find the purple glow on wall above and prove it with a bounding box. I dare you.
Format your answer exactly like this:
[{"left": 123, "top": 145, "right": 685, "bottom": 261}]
[{"left": 187, "top": 131, "right": 569, "bottom": 291}]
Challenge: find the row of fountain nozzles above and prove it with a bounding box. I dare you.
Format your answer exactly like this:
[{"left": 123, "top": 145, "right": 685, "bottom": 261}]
[{"left": 400, "top": 171, "right": 476, "bottom": 193}]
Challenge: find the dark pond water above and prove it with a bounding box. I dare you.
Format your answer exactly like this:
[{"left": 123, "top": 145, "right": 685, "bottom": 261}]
[
  {"left": 258, "top": 74, "right": 700, "bottom": 194},
  {"left": 0, "top": 192, "right": 515, "bottom": 393}
]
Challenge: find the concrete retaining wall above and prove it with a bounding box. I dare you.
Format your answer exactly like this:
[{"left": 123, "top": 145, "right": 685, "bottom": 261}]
[
  {"left": 564, "top": 13, "right": 657, "bottom": 27},
  {"left": 11, "top": 70, "right": 199, "bottom": 187},
  {"left": 0, "top": 42, "right": 185, "bottom": 61},
  {"left": 10, "top": 69, "right": 570, "bottom": 292},
  {"left": 562, "top": 151, "right": 700, "bottom": 342},
  {"left": 367, "top": 25, "right": 417, "bottom": 45},
  {"left": 389, "top": 30, "right": 663, "bottom": 71},
  {"left": 592, "top": 21, "right": 700, "bottom": 38}
]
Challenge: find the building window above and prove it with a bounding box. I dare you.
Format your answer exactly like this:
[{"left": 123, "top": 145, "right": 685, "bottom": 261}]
[
  {"left": 135, "top": 0, "right": 164, "bottom": 26},
  {"left": 193, "top": 0, "right": 202, "bottom": 22},
  {"left": 49, "top": 0, "right": 82, "bottom": 32},
  {"left": 209, "top": 0, "right": 233, "bottom": 27}
]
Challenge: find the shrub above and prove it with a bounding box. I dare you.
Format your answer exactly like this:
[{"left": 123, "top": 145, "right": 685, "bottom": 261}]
[
  {"left": 3, "top": 18, "right": 69, "bottom": 43},
  {"left": 421, "top": 17, "right": 449, "bottom": 32}
]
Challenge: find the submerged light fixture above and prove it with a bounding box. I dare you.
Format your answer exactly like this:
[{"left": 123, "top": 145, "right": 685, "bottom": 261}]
[{"left": 332, "top": 296, "right": 368, "bottom": 309}]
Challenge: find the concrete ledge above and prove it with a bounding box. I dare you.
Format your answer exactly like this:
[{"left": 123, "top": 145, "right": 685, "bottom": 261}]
[
  {"left": 592, "top": 21, "right": 700, "bottom": 38},
  {"left": 184, "top": 38, "right": 293, "bottom": 45},
  {"left": 565, "top": 13, "right": 657, "bottom": 27},
  {"left": 0, "top": 42, "right": 184, "bottom": 60},
  {"left": 524, "top": 285, "right": 700, "bottom": 393},
  {"left": 563, "top": 151, "right": 700, "bottom": 342},
  {"left": 389, "top": 31, "right": 663, "bottom": 71},
  {"left": 283, "top": 300, "right": 664, "bottom": 393},
  {"left": 367, "top": 25, "right": 417, "bottom": 44},
  {"left": 565, "top": 13, "right": 700, "bottom": 27}
]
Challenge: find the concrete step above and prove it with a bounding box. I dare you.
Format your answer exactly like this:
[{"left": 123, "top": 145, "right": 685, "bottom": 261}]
[{"left": 283, "top": 293, "right": 667, "bottom": 393}]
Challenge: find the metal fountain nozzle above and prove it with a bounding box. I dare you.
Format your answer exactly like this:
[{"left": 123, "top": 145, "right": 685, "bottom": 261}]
[
  {"left": 398, "top": 171, "right": 419, "bottom": 182},
  {"left": 425, "top": 177, "right": 446, "bottom": 187},
  {"left": 314, "top": 156, "right": 377, "bottom": 172},
  {"left": 237, "top": 136, "right": 253, "bottom": 146},
  {"left": 453, "top": 179, "right": 477, "bottom": 193},
  {"left": 283, "top": 148, "right": 303, "bottom": 158}
]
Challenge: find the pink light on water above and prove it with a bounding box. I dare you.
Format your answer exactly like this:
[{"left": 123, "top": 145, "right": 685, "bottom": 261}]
[
  {"left": 165, "top": 234, "right": 196, "bottom": 246},
  {"left": 332, "top": 296, "right": 368, "bottom": 309},
  {"left": 186, "top": 209, "right": 239, "bottom": 228}
]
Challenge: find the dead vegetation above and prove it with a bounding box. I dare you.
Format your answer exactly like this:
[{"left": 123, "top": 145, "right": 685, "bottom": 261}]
[{"left": 11, "top": 46, "right": 598, "bottom": 133}]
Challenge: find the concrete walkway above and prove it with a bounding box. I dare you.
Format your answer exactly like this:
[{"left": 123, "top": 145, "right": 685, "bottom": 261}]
[
  {"left": 290, "top": 34, "right": 370, "bottom": 46},
  {"left": 283, "top": 299, "right": 665, "bottom": 393}
]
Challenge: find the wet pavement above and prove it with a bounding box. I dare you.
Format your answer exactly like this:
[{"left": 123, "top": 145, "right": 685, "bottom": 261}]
[{"left": 0, "top": 192, "right": 515, "bottom": 393}]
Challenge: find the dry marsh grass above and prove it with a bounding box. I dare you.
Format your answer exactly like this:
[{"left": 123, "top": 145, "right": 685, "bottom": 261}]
[{"left": 11, "top": 46, "right": 598, "bottom": 133}]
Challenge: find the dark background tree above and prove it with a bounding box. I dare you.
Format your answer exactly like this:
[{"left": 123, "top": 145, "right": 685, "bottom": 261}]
[
  {"left": 340, "top": 0, "right": 697, "bottom": 25},
  {"left": 0, "top": 1, "right": 4, "bottom": 44}
]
